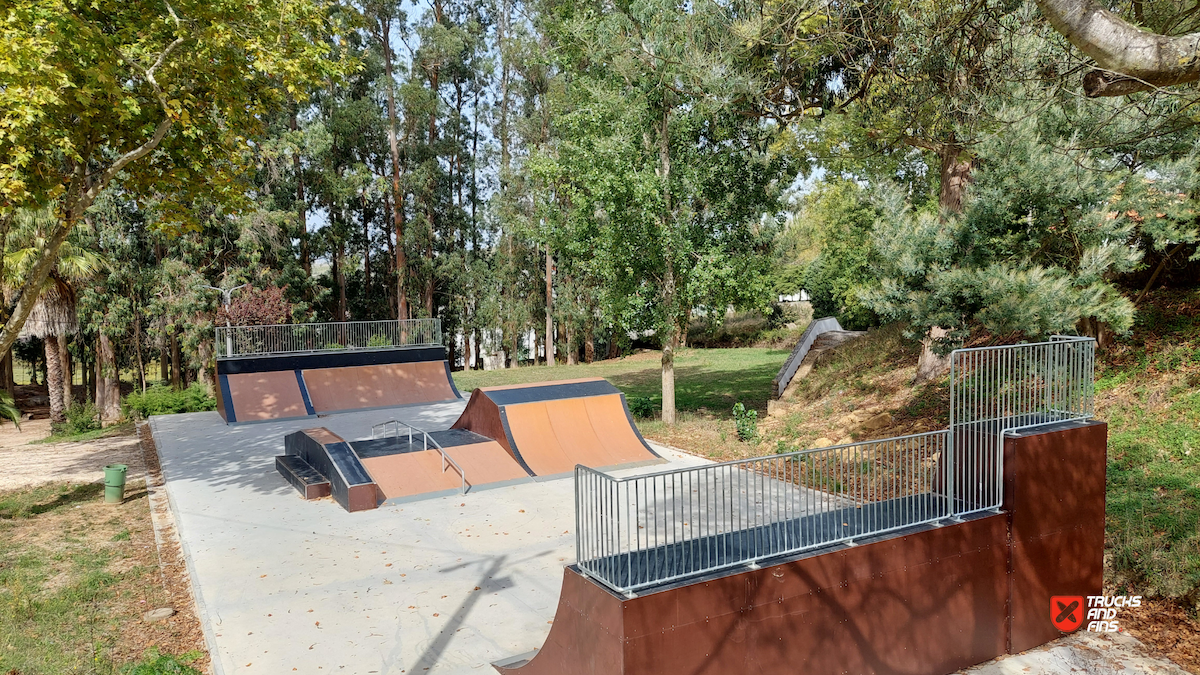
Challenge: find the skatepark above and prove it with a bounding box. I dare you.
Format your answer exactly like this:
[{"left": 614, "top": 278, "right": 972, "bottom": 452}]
[{"left": 149, "top": 320, "right": 1112, "bottom": 674}]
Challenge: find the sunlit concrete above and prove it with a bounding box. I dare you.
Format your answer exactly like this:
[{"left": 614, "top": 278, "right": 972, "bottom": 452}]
[{"left": 150, "top": 405, "right": 705, "bottom": 675}]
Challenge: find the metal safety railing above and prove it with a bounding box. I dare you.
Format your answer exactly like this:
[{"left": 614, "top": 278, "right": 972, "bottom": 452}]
[
  {"left": 946, "top": 335, "right": 1095, "bottom": 515},
  {"left": 215, "top": 318, "right": 441, "bottom": 358},
  {"left": 575, "top": 336, "right": 1095, "bottom": 594},
  {"left": 372, "top": 419, "right": 467, "bottom": 494}
]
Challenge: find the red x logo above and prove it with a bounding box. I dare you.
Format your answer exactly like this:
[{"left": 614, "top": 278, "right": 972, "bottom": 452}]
[{"left": 1051, "top": 596, "right": 1084, "bottom": 631}]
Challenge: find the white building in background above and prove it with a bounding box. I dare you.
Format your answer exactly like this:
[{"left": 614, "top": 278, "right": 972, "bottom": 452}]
[{"left": 778, "top": 290, "right": 809, "bottom": 303}]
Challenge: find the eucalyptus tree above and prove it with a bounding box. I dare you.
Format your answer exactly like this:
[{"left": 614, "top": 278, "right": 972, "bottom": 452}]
[{"left": 539, "top": 0, "right": 792, "bottom": 422}]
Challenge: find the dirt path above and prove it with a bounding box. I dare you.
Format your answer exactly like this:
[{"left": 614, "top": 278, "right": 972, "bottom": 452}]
[{"left": 0, "top": 419, "right": 144, "bottom": 492}]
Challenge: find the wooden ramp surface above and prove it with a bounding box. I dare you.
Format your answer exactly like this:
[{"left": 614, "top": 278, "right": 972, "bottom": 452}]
[
  {"left": 302, "top": 361, "right": 459, "bottom": 413},
  {"left": 225, "top": 371, "right": 309, "bottom": 422},
  {"left": 360, "top": 440, "right": 529, "bottom": 500},
  {"left": 452, "top": 378, "right": 662, "bottom": 476}
]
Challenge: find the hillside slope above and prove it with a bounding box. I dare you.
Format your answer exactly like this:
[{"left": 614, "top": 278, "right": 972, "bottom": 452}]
[{"left": 730, "top": 294, "right": 1199, "bottom": 670}]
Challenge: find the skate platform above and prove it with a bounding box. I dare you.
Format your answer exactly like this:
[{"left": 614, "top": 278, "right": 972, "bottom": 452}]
[{"left": 216, "top": 345, "right": 461, "bottom": 424}]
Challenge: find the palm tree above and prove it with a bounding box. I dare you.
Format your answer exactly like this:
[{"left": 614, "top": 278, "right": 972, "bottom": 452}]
[
  {"left": 5, "top": 209, "right": 99, "bottom": 423},
  {"left": 18, "top": 277, "right": 77, "bottom": 424}
]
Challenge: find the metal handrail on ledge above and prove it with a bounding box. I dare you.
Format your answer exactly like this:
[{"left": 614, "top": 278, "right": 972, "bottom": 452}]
[
  {"left": 575, "top": 336, "right": 1096, "bottom": 595},
  {"left": 371, "top": 419, "right": 467, "bottom": 494}
]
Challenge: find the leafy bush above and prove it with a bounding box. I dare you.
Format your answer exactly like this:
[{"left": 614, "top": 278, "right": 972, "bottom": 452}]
[
  {"left": 627, "top": 395, "right": 657, "bottom": 419},
  {"left": 733, "top": 402, "right": 758, "bottom": 441},
  {"left": 122, "top": 648, "right": 204, "bottom": 675},
  {"left": 123, "top": 383, "right": 216, "bottom": 418},
  {"left": 0, "top": 390, "right": 20, "bottom": 429},
  {"left": 51, "top": 403, "right": 101, "bottom": 436},
  {"left": 367, "top": 333, "right": 393, "bottom": 347}
]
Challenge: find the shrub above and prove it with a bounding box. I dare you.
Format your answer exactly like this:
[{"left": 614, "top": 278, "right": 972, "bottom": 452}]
[
  {"left": 51, "top": 402, "right": 101, "bottom": 436},
  {"left": 733, "top": 402, "right": 758, "bottom": 442},
  {"left": 123, "top": 383, "right": 216, "bottom": 418},
  {"left": 0, "top": 390, "right": 19, "bottom": 429},
  {"left": 627, "top": 395, "right": 657, "bottom": 419}
]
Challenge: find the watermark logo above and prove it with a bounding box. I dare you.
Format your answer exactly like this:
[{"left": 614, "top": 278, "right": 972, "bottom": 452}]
[
  {"left": 1050, "top": 596, "right": 1084, "bottom": 631},
  {"left": 1051, "top": 595, "right": 1142, "bottom": 632}
]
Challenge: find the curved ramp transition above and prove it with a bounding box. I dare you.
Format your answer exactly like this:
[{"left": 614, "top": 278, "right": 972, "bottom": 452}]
[{"left": 451, "top": 378, "right": 663, "bottom": 477}]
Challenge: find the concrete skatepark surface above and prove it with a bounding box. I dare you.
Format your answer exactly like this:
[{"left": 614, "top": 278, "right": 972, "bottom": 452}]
[
  {"left": 149, "top": 401, "right": 706, "bottom": 674},
  {"left": 152, "top": 402, "right": 1185, "bottom": 675}
]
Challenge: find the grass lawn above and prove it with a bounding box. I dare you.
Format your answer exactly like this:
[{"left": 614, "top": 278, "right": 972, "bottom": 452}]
[
  {"left": 1096, "top": 293, "right": 1200, "bottom": 605},
  {"left": 453, "top": 347, "right": 791, "bottom": 461},
  {"left": 453, "top": 347, "right": 790, "bottom": 415},
  {"left": 0, "top": 481, "right": 204, "bottom": 674}
]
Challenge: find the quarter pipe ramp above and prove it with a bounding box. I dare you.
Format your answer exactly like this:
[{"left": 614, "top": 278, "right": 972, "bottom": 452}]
[{"left": 450, "top": 378, "right": 663, "bottom": 477}]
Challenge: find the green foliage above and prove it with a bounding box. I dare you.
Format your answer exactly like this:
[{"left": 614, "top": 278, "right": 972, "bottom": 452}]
[
  {"left": 0, "top": 0, "right": 343, "bottom": 219},
  {"left": 51, "top": 403, "right": 101, "bottom": 437},
  {"left": 122, "top": 648, "right": 204, "bottom": 675},
  {"left": 865, "top": 116, "right": 1142, "bottom": 348},
  {"left": 123, "top": 384, "right": 216, "bottom": 418},
  {"left": 627, "top": 395, "right": 657, "bottom": 419},
  {"left": 367, "top": 334, "right": 393, "bottom": 348},
  {"left": 794, "top": 181, "right": 881, "bottom": 330},
  {"left": 733, "top": 402, "right": 758, "bottom": 441},
  {"left": 0, "top": 390, "right": 20, "bottom": 430}
]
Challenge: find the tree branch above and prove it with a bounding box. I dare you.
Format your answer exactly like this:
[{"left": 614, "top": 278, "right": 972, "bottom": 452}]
[{"left": 1036, "top": 0, "right": 1200, "bottom": 96}]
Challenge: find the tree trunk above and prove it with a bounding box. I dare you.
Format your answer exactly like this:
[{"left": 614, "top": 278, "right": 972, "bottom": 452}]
[
  {"left": 938, "top": 143, "right": 974, "bottom": 214},
  {"left": 2, "top": 348, "right": 13, "bottom": 399},
  {"left": 95, "top": 345, "right": 105, "bottom": 415},
  {"left": 545, "top": 245, "right": 554, "bottom": 367},
  {"left": 59, "top": 335, "right": 72, "bottom": 412},
  {"left": 99, "top": 332, "right": 120, "bottom": 424},
  {"left": 914, "top": 326, "right": 953, "bottom": 384},
  {"left": 913, "top": 143, "right": 975, "bottom": 384},
  {"left": 44, "top": 335, "right": 65, "bottom": 424},
  {"left": 566, "top": 321, "right": 577, "bottom": 365},
  {"left": 82, "top": 346, "right": 92, "bottom": 404},
  {"left": 362, "top": 192, "right": 372, "bottom": 295},
  {"left": 292, "top": 108, "right": 310, "bottom": 279},
  {"left": 608, "top": 328, "right": 620, "bottom": 360},
  {"left": 160, "top": 331, "right": 169, "bottom": 384},
  {"left": 196, "top": 337, "right": 214, "bottom": 396},
  {"left": 134, "top": 312, "right": 147, "bottom": 393},
  {"left": 585, "top": 310, "right": 595, "bottom": 364},
  {"left": 378, "top": 15, "right": 409, "bottom": 322},
  {"left": 335, "top": 239, "right": 348, "bottom": 321},
  {"left": 170, "top": 331, "right": 182, "bottom": 390},
  {"left": 473, "top": 327, "right": 482, "bottom": 370},
  {"left": 658, "top": 104, "right": 678, "bottom": 424}
]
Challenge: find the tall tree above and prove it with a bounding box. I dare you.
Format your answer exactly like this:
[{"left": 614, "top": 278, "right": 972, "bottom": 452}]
[
  {"left": 0, "top": 0, "right": 341, "bottom": 357},
  {"left": 539, "top": 0, "right": 791, "bottom": 422}
]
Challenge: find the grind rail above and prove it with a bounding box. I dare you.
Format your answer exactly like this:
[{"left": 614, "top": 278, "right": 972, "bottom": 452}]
[
  {"left": 371, "top": 419, "right": 467, "bottom": 494},
  {"left": 575, "top": 336, "right": 1095, "bottom": 594},
  {"left": 215, "top": 318, "right": 441, "bottom": 358}
]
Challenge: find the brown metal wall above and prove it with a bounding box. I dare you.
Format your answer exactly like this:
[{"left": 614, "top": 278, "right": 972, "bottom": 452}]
[
  {"left": 497, "top": 420, "right": 1108, "bottom": 675},
  {"left": 1004, "top": 421, "right": 1107, "bottom": 653}
]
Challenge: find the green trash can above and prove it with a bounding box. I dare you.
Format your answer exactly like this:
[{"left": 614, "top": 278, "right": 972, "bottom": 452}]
[{"left": 104, "top": 464, "right": 128, "bottom": 504}]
